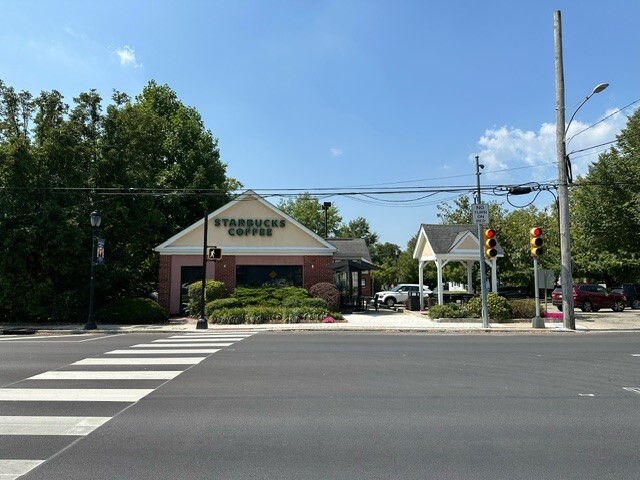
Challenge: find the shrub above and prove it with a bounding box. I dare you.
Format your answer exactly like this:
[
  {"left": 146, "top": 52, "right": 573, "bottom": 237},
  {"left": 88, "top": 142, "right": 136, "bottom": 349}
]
[
  {"left": 205, "top": 298, "right": 241, "bottom": 316},
  {"left": 95, "top": 297, "right": 168, "bottom": 324},
  {"left": 309, "top": 282, "right": 341, "bottom": 311},
  {"left": 428, "top": 303, "right": 468, "bottom": 319},
  {"left": 187, "top": 280, "right": 227, "bottom": 317},
  {"left": 229, "top": 286, "right": 310, "bottom": 308},
  {"left": 509, "top": 299, "right": 539, "bottom": 319},
  {"left": 283, "top": 296, "right": 328, "bottom": 309},
  {"left": 464, "top": 293, "right": 513, "bottom": 322},
  {"left": 207, "top": 306, "right": 331, "bottom": 324}
]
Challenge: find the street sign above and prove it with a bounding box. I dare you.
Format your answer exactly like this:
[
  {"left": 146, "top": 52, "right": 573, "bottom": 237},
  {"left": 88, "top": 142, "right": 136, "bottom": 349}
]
[
  {"left": 537, "top": 269, "right": 555, "bottom": 289},
  {"left": 472, "top": 204, "right": 489, "bottom": 225}
]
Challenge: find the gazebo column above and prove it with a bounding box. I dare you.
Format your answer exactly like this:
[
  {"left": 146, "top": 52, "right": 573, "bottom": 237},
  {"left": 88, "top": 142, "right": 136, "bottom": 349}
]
[
  {"left": 489, "top": 258, "right": 498, "bottom": 293},
  {"left": 465, "top": 261, "right": 474, "bottom": 294},
  {"left": 418, "top": 260, "right": 425, "bottom": 310},
  {"left": 436, "top": 259, "right": 444, "bottom": 305}
]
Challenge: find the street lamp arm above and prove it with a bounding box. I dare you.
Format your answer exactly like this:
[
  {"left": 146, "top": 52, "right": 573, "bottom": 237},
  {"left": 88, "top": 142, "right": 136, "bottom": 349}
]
[{"left": 565, "top": 83, "right": 609, "bottom": 138}]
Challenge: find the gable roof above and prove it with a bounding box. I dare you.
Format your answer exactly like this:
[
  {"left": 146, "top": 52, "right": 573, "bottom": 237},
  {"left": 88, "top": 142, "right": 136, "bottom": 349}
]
[
  {"left": 413, "top": 223, "right": 504, "bottom": 260},
  {"left": 154, "top": 190, "right": 337, "bottom": 256}
]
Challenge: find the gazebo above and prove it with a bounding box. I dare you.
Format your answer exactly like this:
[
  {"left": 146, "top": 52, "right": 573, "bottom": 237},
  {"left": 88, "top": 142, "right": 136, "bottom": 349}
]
[{"left": 412, "top": 224, "right": 504, "bottom": 309}]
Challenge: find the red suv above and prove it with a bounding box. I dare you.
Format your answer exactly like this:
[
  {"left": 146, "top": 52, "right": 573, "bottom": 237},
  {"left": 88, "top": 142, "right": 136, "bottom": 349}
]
[
  {"left": 552, "top": 284, "right": 626, "bottom": 312},
  {"left": 551, "top": 283, "right": 627, "bottom": 312}
]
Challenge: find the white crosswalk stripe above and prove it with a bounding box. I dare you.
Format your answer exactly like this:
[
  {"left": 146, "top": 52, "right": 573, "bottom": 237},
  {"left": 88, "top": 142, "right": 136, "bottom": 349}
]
[
  {"left": 0, "top": 459, "right": 44, "bottom": 479},
  {"left": 105, "top": 349, "right": 220, "bottom": 354},
  {"left": 0, "top": 416, "right": 111, "bottom": 435},
  {"left": 132, "top": 343, "right": 233, "bottom": 347},
  {"left": 28, "top": 371, "right": 182, "bottom": 380},
  {"left": 73, "top": 357, "right": 207, "bottom": 365},
  {"left": 0, "top": 331, "right": 257, "bottom": 477},
  {"left": 0, "top": 388, "right": 154, "bottom": 402}
]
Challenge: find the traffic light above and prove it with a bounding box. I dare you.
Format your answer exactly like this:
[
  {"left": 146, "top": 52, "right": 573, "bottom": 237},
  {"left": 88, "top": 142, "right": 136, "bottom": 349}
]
[
  {"left": 530, "top": 227, "right": 543, "bottom": 256},
  {"left": 484, "top": 227, "right": 498, "bottom": 258}
]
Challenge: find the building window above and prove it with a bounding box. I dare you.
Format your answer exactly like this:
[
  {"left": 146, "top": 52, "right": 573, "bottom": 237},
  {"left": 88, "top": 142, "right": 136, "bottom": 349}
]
[{"left": 236, "top": 265, "right": 303, "bottom": 287}]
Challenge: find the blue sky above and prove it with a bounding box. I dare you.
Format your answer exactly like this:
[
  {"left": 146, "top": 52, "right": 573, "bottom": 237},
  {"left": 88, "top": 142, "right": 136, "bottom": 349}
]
[{"left": 2, "top": 1, "right": 638, "bottom": 247}]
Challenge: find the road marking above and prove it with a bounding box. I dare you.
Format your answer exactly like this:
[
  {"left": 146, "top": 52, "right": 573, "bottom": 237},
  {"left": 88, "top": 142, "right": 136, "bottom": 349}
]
[
  {"left": 28, "top": 371, "right": 182, "bottom": 380},
  {"left": 0, "top": 459, "right": 44, "bottom": 479},
  {"left": 73, "top": 357, "right": 206, "bottom": 365},
  {"left": 133, "top": 343, "right": 232, "bottom": 347},
  {"left": 105, "top": 349, "right": 220, "bottom": 355},
  {"left": 623, "top": 387, "right": 640, "bottom": 395},
  {"left": 0, "top": 416, "right": 111, "bottom": 435},
  {"left": 0, "top": 389, "right": 154, "bottom": 402},
  {"left": 163, "top": 336, "right": 250, "bottom": 341}
]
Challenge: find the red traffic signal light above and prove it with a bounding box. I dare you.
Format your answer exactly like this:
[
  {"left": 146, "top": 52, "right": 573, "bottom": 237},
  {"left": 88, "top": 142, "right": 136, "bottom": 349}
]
[
  {"left": 530, "top": 227, "right": 543, "bottom": 256},
  {"left": 484, "top": 228, "right": 498, "bottom": 258}
]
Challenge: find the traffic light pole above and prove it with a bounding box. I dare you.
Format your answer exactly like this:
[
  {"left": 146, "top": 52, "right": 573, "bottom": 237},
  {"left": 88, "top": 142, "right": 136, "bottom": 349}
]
[
  {"left": 197, "top": 210, "right": 209, "bottom": 330},
  {"left": 532, "top": 256, "right": 545, "bottom": 328}
]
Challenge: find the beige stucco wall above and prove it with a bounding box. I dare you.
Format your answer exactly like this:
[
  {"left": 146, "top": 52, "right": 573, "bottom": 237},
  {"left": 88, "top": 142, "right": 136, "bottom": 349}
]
[{"left": 172, "top": 198, "right": 326, "bottom": 249}]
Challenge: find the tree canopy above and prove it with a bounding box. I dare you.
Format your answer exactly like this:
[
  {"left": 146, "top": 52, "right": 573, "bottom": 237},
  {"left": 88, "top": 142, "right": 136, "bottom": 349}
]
[{"left": 0, "top": 80, "right": 234, "bottom": 321}]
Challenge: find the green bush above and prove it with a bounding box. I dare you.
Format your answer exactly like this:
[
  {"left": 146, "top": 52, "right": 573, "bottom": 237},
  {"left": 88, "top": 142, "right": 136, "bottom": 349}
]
[
  {"left": 205, "top": 298, "right": 241, "bottom": 316},
  {"left": 230, "top": 286, "right": 310, "bottom": 308},
  {"left": 187, "top": 280, "right": 227, "bottom": 317},
  {"left": 207, "top": 306, "right": 331, "bottom": 324},
  {"left": 464, "top": 293, "right": 513, "bottom": 322},
  {"left": 509, "top": 299, "right": 539, "bottom": 319},
  {"left": 428, "top": 303, "right": 468, "bottom": 319},
  {"left": 283, "top": 296, "right": 328, "bottom": 309},
  {"left": 95, "top": 298, "right": 168, "bottom": 324}
]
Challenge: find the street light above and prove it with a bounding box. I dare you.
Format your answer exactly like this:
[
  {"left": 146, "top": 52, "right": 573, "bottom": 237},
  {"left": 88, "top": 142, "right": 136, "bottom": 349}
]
[
  {"left": 554, "top": 10, "right": 608, "bottom": 330},
  {"left": 85, "top": 210, "right": 102, "bottom": 330},
  {"left": 322, "top": 202, "right": 331, "bottom": 238}
]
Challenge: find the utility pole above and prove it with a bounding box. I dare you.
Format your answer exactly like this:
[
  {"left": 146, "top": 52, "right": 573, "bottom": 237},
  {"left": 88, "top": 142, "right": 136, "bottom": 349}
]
[
  {"left": 475, "top": 156, "right": 489, "bottom": 328},
  {"left": 554, "top": 10, "right": 576, "bottom": 330}
]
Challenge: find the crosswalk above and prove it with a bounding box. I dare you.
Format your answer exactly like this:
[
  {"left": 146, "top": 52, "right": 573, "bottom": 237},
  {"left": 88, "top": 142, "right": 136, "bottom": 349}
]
[{"left": 0, "top": 331, "right": 258, "bottom": 479}]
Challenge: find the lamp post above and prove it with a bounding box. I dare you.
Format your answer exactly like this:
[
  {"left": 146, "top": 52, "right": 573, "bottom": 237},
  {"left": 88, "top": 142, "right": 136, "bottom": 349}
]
[
  {"left": 85, "top": 210, "right": 101, "bottom": 330},
  {"left": 322, "top": 202, "right": 331, "bottom": 238},
  {"left": 554, "top": 10, "right": 608, "bottom": 330}
]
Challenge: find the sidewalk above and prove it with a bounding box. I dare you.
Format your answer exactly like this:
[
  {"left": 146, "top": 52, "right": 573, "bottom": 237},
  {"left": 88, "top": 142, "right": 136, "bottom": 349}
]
[{"left": 4, "top": 307, "right": 640, "bottom": 335}]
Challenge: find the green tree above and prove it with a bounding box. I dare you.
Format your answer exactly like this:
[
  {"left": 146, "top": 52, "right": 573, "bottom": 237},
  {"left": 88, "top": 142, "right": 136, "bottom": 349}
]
[
  {"left": 571, "top": 108, "right": 640, "bottom": 285},
  {"left": 278, "top": 193, "right": 342, "bottom": 237},
  {"left": 337, "top": 217, "right": 379, "bottom": 246},
  {"left": 0, "top": 80, "right": 234, "bottom": 321}
]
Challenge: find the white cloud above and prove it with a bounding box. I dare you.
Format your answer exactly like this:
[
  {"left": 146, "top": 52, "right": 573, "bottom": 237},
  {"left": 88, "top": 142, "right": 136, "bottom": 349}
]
[
  {"left": 330, "top": 147, "right": 343, "bottom": 157},
  {"left": 473, "top": 106, "right": 633, "bottom": 185},
  {"left": 115, "top": 45, "right": 142, "bottom": 68}
]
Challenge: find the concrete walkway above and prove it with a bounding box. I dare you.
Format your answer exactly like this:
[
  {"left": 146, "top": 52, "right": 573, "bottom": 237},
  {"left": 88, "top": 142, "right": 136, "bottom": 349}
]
[{"left": 4, "top": 307, "right": 640, "bottom": 334}]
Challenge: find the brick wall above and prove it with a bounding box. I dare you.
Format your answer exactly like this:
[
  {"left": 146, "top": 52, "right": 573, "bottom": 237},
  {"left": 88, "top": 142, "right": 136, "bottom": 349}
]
[
  {"left": 303, "top": 256, "right": 334, "bottom": 290},
  {"left": 158, "top": 255, "right": 171, "bottom": 311},
  {"left": 215, "top": 255, "right": 236, "bottom": 295}
]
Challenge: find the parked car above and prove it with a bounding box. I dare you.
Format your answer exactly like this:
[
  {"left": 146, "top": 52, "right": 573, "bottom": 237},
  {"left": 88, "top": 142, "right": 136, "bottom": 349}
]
[
  {"left": 611, "top": 283, "right": 640, "bottom": 309},
  {"left": 551, "top": 283, "right": 626, "bottom": 312},
  {"left": 497, "top": 285, "right": 531, "bottom": 299},
  {"left": 375, "top": 284, "right": 432, "bottom": 308}
]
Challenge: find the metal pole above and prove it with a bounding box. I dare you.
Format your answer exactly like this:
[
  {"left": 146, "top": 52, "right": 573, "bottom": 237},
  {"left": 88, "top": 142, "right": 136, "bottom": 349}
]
[
  {"left": 196, "top": 210, "right": 209, "bottom": 330},
  {"left": 554, "top": 10, "right": 576, "bottom": 330},
  {"left": 476, "top": 156, "right": 489, "bottom": 328},
  {"left": 532, "top": 256, "right": 544, "bottom": 328},
  {"left": 85, "top": 225, "right": 98, "bottom": 330}
]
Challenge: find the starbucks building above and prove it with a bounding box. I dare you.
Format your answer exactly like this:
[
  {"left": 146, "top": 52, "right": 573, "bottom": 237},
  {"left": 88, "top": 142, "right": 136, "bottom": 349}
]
[{"left": 155, "top": 190, "right": 373, "bottom": 315}]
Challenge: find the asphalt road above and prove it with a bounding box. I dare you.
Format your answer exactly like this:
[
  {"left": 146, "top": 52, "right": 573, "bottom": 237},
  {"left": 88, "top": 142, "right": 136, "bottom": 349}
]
[{"left": 2, "top": 332, "right": 640, "bottom": 479}]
